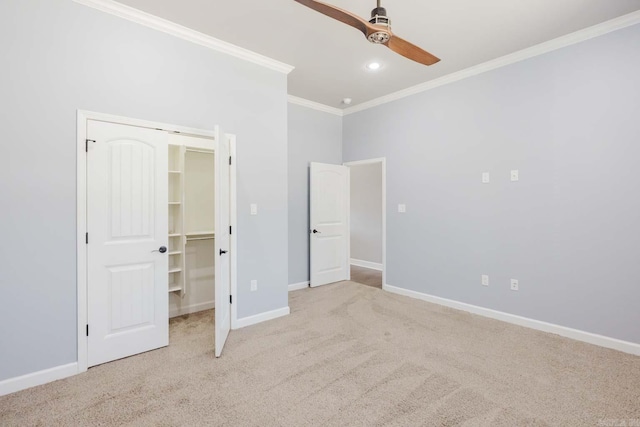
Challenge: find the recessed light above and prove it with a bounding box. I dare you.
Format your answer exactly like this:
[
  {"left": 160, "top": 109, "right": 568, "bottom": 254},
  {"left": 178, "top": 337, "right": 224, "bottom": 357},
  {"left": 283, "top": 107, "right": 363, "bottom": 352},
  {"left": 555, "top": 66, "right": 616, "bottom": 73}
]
[{"left": 366, "top": 61, "right": 382, "bottom": 71}]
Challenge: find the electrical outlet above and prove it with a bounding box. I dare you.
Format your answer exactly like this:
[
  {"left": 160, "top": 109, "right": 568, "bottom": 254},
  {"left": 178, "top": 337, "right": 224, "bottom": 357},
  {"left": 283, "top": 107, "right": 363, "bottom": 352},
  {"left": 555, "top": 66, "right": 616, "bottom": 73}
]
[
  {"left": 482, "top": 172, "right": 490, "bottom": 184},
  {"left": 510, "top": 279, "right": 519, "bottom": 291},
  {"left": 398, "top": 204, "right": 406, "bottom": 213},
  {"left": 250, "top": 280, "right": 258, "bottom": 292},
  {"left": 510, "top": 170, "right": 519, "bottom": 182},
  {"left": 481, "top": 275, "right": 489, "bottom": 286}
]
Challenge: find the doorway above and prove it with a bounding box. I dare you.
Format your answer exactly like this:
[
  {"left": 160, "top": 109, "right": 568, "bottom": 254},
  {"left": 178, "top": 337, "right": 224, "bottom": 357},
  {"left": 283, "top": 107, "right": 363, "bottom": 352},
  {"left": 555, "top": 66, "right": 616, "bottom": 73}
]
[
  {"left": 345, "top": 159, "right": 386, "bottom": 289},
  {"left": 308, "top": 158, "right": 386, "bottom": 289},
  {"left": 76, "top": 111, "right": 236, "bottom": 373}
]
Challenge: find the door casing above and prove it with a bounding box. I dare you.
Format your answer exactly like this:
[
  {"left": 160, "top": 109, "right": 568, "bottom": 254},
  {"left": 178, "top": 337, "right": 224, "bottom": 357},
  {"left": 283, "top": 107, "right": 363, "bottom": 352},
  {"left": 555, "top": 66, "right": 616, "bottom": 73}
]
[{"left": 76, "top": 110, "right": 237, "bottom": 373}]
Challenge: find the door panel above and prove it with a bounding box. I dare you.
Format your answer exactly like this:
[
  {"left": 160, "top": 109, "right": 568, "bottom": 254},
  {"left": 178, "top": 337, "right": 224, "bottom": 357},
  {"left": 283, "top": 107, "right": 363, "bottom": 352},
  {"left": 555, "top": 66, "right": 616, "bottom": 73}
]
[
  {"left": 108, "top": 142, "right": 154, "bottom": 238},
  {"left": 310, "top": 162, "right": 350, "bottom": 287},
  {"left": 215, "top": 135, "right": 231, "bottom": 357},
  {"left": 87, "top": 120, "right": 168, "bottom": 367},
  {"left": 107, "top": 263, "right": 154, "bottom": 332}
]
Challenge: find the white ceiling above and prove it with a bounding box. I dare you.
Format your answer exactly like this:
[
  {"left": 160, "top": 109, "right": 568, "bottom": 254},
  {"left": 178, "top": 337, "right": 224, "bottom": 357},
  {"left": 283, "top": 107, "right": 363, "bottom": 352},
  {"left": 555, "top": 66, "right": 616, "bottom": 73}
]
[{"left": 117, "top": 0, "right": 640, "bottom": 109}]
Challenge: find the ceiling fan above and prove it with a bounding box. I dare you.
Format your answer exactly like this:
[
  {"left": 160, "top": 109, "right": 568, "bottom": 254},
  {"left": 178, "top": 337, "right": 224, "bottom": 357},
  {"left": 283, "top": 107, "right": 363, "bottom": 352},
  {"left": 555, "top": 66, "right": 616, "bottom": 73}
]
[{"left": 293, "top": 0, "right": 440, "bottom": 66}]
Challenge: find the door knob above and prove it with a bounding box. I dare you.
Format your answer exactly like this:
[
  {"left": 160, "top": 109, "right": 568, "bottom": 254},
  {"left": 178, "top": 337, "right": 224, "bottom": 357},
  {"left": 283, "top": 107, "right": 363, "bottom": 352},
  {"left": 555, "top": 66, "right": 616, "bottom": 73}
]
[
  {"left": 219, "top": 249, "right": 228, "bottom": 256},
  {"left": 312, "top": 229, "right": 320, "bottom": 234},
  {"left": 152, "top": 246, "right": 167, "bottom": 253}
]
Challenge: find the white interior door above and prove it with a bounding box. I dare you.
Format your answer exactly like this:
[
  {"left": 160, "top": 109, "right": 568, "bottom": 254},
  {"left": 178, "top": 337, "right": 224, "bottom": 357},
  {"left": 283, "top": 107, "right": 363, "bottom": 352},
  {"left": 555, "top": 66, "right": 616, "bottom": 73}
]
[
  {"left": 215, "top": 135, "right": 231, "bottom": 357},
  {"left": 310, "top": 162, "right": 350, "bottom": 287},
  {"left": 87, "top": 120, "right": 169, "bottom": 367}
]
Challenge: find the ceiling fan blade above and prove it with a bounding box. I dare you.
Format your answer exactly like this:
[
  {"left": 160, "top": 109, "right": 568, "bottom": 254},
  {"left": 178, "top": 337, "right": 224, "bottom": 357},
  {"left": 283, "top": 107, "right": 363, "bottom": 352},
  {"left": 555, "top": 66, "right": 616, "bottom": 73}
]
[
  {"left": 385, "top": 35, "right": 440, "bottom": 66},
  {"left": 293, "top": 0, "right": 371, "bottom": 37}
]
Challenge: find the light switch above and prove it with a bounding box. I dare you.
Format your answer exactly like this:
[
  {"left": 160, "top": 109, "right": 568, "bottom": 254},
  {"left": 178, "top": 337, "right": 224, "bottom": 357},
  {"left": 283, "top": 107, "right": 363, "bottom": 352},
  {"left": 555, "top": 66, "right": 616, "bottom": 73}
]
[
  {"left": 482, "top": 172, "right": 490, "bottom": 184},
  {"left": 481, "top": 275, "right": 489, "bottom": 286},
  {"left": 250, "top": 280, "right": 258, "bottom": 292},
  {"left": 510, "top": 170, "right": 519, "bottom": 182},
  {"left": 398, "top": 204, "right": 406, "bottom": 213},
  {"left": 250, "top": 204, "right": 258, "bottom": 215}
]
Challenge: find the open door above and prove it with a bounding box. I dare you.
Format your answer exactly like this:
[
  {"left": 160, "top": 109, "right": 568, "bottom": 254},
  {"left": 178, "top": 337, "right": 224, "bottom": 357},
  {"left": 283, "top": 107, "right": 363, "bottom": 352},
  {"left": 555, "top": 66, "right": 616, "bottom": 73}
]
[
  {"left": 87, "top": 120, "right": 169, "bottom": 367},
  {"left": 310, "top": 162, "right": 350, "bottom": 287},
  {"left": 214, "top": 135, "right": 232, "bottom": 357}
]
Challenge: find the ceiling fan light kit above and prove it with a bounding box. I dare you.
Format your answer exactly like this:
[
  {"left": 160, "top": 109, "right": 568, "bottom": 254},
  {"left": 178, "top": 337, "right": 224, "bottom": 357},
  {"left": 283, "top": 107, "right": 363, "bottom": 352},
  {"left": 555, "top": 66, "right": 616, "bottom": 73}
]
[{"left": 294, "top": 0, "right": 440, "bottom": 66}]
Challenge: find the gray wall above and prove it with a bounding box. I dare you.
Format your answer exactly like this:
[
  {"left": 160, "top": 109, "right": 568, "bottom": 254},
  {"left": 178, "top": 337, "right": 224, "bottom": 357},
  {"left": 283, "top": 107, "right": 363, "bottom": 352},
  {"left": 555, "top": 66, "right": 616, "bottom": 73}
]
[
  {"left": 0, "top": 0, "right": 288, "bottom": 381},
  {"left": 343, "top": 24, "right": 640, "bottom": 344},
  {"left": 288, "top": 104, "right": 342, "bottom": 285},
  {"left": 350, "top": 163, "right": 383, "bottom": 264}
]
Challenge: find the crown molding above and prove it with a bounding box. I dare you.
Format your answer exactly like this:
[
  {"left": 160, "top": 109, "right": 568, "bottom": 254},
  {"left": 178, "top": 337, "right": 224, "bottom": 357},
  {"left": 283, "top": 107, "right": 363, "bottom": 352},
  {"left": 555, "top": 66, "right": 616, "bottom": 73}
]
[
  {"left": 344, "top": 10, "right": 640, "bottom": 115},
  {"left": 72, "top": 0, "right": 294, "bottom": 74},
  {"left": 287, "top": 95, "right": 344, "bottom": 116}
]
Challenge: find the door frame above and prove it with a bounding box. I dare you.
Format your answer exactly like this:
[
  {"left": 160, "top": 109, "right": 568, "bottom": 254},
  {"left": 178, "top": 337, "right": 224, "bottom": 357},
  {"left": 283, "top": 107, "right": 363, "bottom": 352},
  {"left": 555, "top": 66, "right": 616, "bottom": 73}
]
[
  {"left": 76, "top": 110, "right": 237, "bottom": 373},
  {"left": 343, "top": 158, "right": 387, "bottom": 287}
]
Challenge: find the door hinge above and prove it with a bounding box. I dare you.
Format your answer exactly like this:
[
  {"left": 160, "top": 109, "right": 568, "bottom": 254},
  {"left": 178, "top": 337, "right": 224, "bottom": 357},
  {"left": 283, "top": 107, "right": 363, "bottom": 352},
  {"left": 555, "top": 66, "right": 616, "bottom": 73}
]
[
  {"left": 86, "top": 233, "right": 89, "bottom": 244},
  {"left": 86, "top": 139, "right": 95, "bottom": 152},
  {"left": 229, "top": 156, "right": 232, "bottom": 166},
  {"left": 229, "top": 295, "right": 232, "bottom": 304},
  {"left": 86, "top": 324, "right": 89, "bottom": 337},
  {"left": 229, "top": 225, "right": 232, "bottom": 235}
]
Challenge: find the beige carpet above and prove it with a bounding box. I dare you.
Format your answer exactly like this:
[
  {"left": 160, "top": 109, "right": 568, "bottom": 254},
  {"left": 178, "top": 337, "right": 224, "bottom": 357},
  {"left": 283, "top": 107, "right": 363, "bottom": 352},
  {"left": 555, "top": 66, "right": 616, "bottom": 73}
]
[{"left": 2, "top": 282, "right": 640, "bottom": 426}]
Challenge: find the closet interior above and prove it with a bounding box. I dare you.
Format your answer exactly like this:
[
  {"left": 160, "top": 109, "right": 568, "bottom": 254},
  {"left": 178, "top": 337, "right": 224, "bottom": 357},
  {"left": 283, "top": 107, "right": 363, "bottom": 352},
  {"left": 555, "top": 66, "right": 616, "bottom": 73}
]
[{"left": 167, "top": 134, "right": 215, "bottom": 318}]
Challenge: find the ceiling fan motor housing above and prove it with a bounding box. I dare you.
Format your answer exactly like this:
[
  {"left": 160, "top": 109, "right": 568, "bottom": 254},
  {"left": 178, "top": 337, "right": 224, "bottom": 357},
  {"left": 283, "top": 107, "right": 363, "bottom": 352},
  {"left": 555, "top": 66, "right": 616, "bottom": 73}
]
[
  {"left": 368, "top": 7, "right": 391, "bottom": 44},
  {"left": 369, "top": 7, "right": 390, "bottom": 26}
]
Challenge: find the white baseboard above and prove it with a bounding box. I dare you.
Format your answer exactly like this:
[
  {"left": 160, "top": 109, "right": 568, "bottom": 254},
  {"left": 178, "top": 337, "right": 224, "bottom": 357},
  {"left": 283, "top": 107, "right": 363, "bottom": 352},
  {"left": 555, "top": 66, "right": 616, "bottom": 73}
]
[
  {"left": 233, "top": 306, "right": 290, "bottom": 329},
  {"left": 288, "top": 281, "right": 309, "bottom": 292},
  {"left": 350, "top": 259, "right": 383, "bottom": 271},
  {"left": 383, "top": 284, "right": 640, "bottom": 356},
  {"left": 169, "top": 300, "right": 215, "bottom": 318},
  {"left": 0, "top": 362, "right": 79, "bottom": 397}
]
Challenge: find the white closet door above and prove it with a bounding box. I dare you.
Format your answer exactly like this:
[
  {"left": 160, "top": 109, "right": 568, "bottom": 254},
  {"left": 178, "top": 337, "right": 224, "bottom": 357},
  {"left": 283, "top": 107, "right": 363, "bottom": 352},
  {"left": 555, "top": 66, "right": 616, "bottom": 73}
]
[
  {"left": 87, "top": 120, "right": 169, "bottom": 367},
  {"left": 215, "top": 136, "right": 232, "bottom": 357},
  {"left": 310, "top": 162, "right": 350, "bottom": 287}
]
